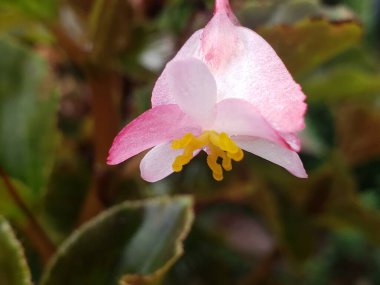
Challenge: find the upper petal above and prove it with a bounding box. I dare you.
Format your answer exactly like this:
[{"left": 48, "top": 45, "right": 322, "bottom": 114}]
[
  {"left": 213, "top": 98, "right": 287, "bottom": 148},
  {"left": 152, "top": 30, "right": 203, "bottom": 107},
  {"left": 107, "top": 104, "right": 201, "bottom": 165},
  {"left": 165, "top": 58, "right": 217, "bottom": 128},
  {"left": 152, "top": 4, "right": 306, "bottom": 134},
  {"left": 200, "top": 9, "right": 239, "bottom": 71},
  {"left": 213, "top": 27, "right": 306, "bottom": 133},
  {"left": 233, "top": 136, "right": 308, "bottom": 178}
]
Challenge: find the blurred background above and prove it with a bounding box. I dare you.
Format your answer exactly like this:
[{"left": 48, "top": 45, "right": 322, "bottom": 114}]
[{"left": 1, "top": 0, "right": 380, "bottom": 284}]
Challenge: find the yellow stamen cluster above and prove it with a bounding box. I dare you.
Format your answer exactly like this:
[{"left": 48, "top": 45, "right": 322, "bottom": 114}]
[{"left": 171, "top": 131, "right": 244, "bottom": 181}]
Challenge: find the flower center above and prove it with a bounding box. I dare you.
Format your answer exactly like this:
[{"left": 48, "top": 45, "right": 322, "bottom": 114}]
[{"left": 171, "top": 131, "right": 244, "bottom": 181}]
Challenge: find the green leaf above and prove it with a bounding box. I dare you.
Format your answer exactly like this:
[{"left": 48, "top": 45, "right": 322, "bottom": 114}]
[
  {"left": 0, "top": 178, "right": 33, "bottom": 222},
  {"left": 0, "top": 8, "right": 34, "bottom": 33},
  {"left": 302, "top": 65, "right": 380, "bottom": 102},
  {"left": 166, "top": 220, "right": 251, "bottom": 285},
  {"left": 313, "top": 157, "right": 380, "bottom": 245},
  {"left": 0, "top": 216, "right": 33, "bottom": 285},
  {"left": 0, "top": 0, "right": 57, "bottom": 21},
  {"left": 258, "top": 18, "right": 362, "bottom": 75},
  {"left": 275, "top": 192, "right": 316, "bottom": 262},
  {"left": 40, "top": 196, "right": 194, "bottom": 285},
  {"left": 0, "top": 38, "right": 59, "bottom": 195},
  {"left": 316, "top": 188, "right": 380, "bottom": 247},
  {"left": 239, "top": 0, "right": 357, "bottom": 28}
]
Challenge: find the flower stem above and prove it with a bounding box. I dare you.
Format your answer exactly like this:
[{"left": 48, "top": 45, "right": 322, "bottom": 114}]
[
  {"left": 48, "top": 21, "right": 123, "bottom": 224},
  {"left": 215, "top": 0, "right": 231, "bottom": 13},
  {"left": 0, "top": 168, "right": 55, "bottom": 263},
  {"left": 78, "top": 70, "right": 122, "bottom": 223}
]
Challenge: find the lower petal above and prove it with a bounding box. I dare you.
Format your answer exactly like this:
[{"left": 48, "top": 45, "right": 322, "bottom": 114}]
[
  {"left": 233, "top": 136, "right": 308, "bottom": 178},
  {"left": 139, "top": 143, "right": 186, "bottom": 182},
  {"left": 281, "top": 133, "right": 301, "bottom": 152},
  {"left": 213, "top": 99, "right": 287, "bottom": 148}
]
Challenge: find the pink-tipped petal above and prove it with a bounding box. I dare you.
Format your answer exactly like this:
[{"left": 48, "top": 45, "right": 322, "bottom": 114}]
[
  {"left": 107, "top": 104, "right": 201, "bottom": 165},
  {"left": 201, "top": 8, "right": 239, "bottom": 71},
  {"left": 213, "top": 99, "right": 287, "bottom": 148},
  {"left": 165, "top": 58, "right": 217, "bottom": 127},
  {"left": 234, "top": 136, "right": 308, "bottom": 178},
  {"left": 214, "top": 27, "right": 306, "bottom": 133},
  {"left": 152, "top": 30, "right": 203, "bottom": 107},
  {"left": 140, "top": 143, "right": 182, "bottom": 182},
  {"left": 281, "top": 133, "right": 301, "bottom": 152}
]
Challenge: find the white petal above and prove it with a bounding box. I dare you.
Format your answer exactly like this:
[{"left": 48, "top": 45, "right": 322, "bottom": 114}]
[
  {"left": 233, "top": 136, "right": 308, "bottom": 178},
  {"left": 140, "top": 143, "right": 183, "bottom": 183},
  {"left": 165, "top": 58, "right": 217, "bottom": 128},
  {"left": 152, "top": 30, "right": 203, "bottom": 107}
]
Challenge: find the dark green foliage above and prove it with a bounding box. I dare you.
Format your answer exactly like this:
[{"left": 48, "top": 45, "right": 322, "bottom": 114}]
[
  {"left": 41, "top": 196, "right": 193, "bottom": 285},
  {"left": 0, "top": 39, "right": 59, "bottom": 195}
]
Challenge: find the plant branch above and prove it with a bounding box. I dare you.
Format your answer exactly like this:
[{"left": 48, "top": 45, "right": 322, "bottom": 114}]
[
  {"left": 0, "top": 168, "right": 55, "bottom": 263},
  {"left": 49, "top": 23, "right": 88, "bottom": 65}
]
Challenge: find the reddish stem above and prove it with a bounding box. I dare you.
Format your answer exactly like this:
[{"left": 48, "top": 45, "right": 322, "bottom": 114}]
[
  {"left": 215, "top": 0, "right": 232, "bottom": 13},
  {"left": 78, "top": 70, "right": 122, "bottom": 223},
  {"left": 88, "top": 71, "right": 122, "bottom": 165},
  {"left": 49, "top": 20, "right": 123, "bottom": 224}
]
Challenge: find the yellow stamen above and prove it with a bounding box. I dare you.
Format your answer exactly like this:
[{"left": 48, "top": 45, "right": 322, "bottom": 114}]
[
  {"left": 171, "top": 131, "right": 244, "bottom": 181},
  {"left": 172, "top": 133, "right": 195, "bottom": 149}
]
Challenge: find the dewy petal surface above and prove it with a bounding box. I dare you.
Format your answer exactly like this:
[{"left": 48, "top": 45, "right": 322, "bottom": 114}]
[
  {"left": 140, "top": 143, "right": 183, "bottom": 182},
  {"left": 152, "top": 2, "right": 306, "bottom": 134},
  {"left": 213, "top": 27, "right": 306, "bottom": 133},
  {"left": 233, "top": 136, "right": 308, "bottom": 178},
  {"left": 107, "top": 104, "right": 201, "bottom": 165},
  {"left": 213, "top": 98, "right": 287, "bottom": 148},
  {"left": 165, "top": 58, "right": 217, "bottom": 127}
]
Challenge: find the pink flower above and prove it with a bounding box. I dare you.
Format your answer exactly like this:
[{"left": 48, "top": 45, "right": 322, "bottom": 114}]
[{"left": 107, "top": 0, "right": 307, "bottom": 182}]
